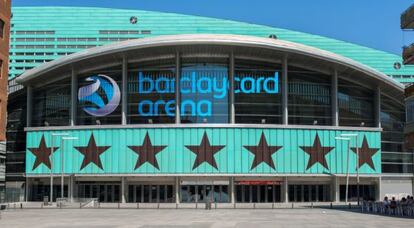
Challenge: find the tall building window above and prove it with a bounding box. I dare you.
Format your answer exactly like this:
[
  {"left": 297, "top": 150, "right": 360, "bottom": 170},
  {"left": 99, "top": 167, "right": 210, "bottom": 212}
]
[
  {"left": 381, "top": 95, "right": 411, "bottom": 173},
  {"left": 338, "top": 78, "right": 375, "bottom": 127},
  {"left": 0, "top": 19, "right": 4, "bottom": 39},
  {"left": 32, "top": 79, "right": 71, "bottom": 127},
  {"left": 234, "top": 59, "right": 282, "bottom": 124},
  {"left": 288, "top": 66, "right": 331, "bottom": 125}
]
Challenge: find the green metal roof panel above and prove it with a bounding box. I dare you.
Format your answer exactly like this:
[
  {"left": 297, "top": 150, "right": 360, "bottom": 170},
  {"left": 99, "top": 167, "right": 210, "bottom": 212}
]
[{"left": 9, "top": 6, "right": 414, "bottom": 83}]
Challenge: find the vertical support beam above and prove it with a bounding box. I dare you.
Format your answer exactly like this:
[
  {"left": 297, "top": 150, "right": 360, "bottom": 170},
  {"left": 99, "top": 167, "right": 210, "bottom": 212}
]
[
  {"left": 175, "top": 51, "right": 181, "bottom": 124},
  {"left": 26, "top": 86, "right": 32, "bottom": 127},
  {"left": 121, "top": 177, "right": 126, "bottom": 203},
  {"left": 69, "top": 175, "right": 74, "bottom": 203},
  {"left": 175, "top": 176, "right": 180, "bottom": 204},
  {"left": 283, "top": 176, "right": 288, "bottom": 203},
  {"left": 230, "top": 176, "right": 235, "bottom": 204},
  {"left": 70, "top": 68, "right": 77, "bottom": 126},
  {"left": 229, "top": 52, "right": 235, "bottom": 124},
  {"left": 375, "top": 86, "right": 381, "bottom": 128},
  {"left": 282, "top": 55, "right": 288, "bottom": 125},
  {"left": 377, "top": 176, "right": 382, "bottom": 201},
  {"left": 332, "top": 69, "right": 339, "bottom": 126},
  {"left": 121, "top": 56, "right": 128, "bottom": 125},
  {"left": 332, "top": 176, "right": 339, "bottom": 202}
]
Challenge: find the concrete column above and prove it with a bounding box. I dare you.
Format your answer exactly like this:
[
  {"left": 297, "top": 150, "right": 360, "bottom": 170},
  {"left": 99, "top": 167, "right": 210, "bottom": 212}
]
[
  {"left": 332, "top": 69, "right": 338, "bottom": 126},
  {"left": 229, "top": 52, "right": 235, "bottom": 124},
  {"left": 175, "top": 176, "right": 180, "bottom": 204},
  {"left": 230, "top": 177, "right": 235, "bottom": 204},
  {"left": 70, "top": 68, "right": 77, "bottom": 126},
  {"left": 282, "top": 56, "right": 288, "bottom": 125},
  {"left": 26, "top": 86, "right": 32, "bottom": 127},
  {"left": 121, "top": 177, "right": 126, "bottom": 203},
  {"left": 175, "top": 52, "right": 181, "bottom": 124},
  {"left": 332, "top": 176, "right": 340, "bottom": 202},
  {"left": 377, "top": 176, "right": 382, "bottom": 201},
  {"left": 25, "top": 178, "right": 30, "bottom": 202},
  {"left": 283, "top": 176, "right": 288, "bottom": 203},
  {"left": 121, "top": 56, "right": 128, "bottom": 125},
  {"left": 375, "top": 87, "right": 381, "bottom": 128},
  {"left": 69, "top": 175, "right": 74, "bottom": 203}
]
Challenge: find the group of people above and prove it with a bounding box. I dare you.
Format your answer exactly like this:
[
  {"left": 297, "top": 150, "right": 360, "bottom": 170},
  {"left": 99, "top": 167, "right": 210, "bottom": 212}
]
[{"left": 382, "top": 195, "right": 414, "bottom": 215}]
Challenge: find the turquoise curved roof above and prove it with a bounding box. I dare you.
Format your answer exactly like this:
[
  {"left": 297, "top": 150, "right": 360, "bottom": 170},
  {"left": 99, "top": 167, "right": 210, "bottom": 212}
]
[{"left": 9, "top": 6, "right": 414, "bottom": 83}]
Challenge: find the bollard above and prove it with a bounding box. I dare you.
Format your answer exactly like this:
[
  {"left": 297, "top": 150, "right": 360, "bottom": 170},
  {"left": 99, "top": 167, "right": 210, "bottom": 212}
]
[
  {"left": 175, "top": 203, "right": 178, "bottom": 209},
  {"left": 157, "top": 203, "right": 160, "bottom": 209},
  {"left": 20, "top": 203, "right": 22, "bottom": 209},
  {"left": 311, "top": 202, "right": 313, "bottom": 209},
  {"left": 291, "top": 203, "right": 294, "bottom": 209},
  {"left": 137, "top": 203, "right": 140, "bottom": 209},
  {"left": 118, "top": 202, "right": 120, "bottom": 209},
  {"left": 253, "top": 203, "right": 256, "bottom": 209},
  {"left": 272, "top": 203, "right": 274, "bottom": 209},
  {"left": 330, "top": 202, "right": 333, "bottom": 209},
  {"left": 233, "top": 203, "right": 236, "bottom": 209},
  {"left": 80, "top": 202, "right": 81, "bottom": 208},
  {"left": 348, "top": 203, "right": 351, "bottom": 209}
]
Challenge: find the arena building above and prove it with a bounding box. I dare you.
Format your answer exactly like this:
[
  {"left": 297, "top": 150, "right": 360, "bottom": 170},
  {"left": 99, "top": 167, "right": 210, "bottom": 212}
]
[{"left": 5, "top": 6, "right": 414, "bottom": 203}]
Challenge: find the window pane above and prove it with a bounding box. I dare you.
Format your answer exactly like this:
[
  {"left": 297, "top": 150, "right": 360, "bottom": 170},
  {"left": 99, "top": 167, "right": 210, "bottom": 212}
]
[
  {"left": 288, "top": 66, "right": 331, "bottom": 125},
  {"left": 338, "top": 79, "right": 374, "bottom": 127},
  {"left": 235, "top": 59, "right": 282, "bottom": 124}
]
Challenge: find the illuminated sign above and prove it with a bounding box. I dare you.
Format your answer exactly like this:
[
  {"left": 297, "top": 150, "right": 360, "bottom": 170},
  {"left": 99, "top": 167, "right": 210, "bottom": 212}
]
[
  {"left": 79, "top": 72, "right": 279, "bottom": 118},
  {"left": 137, "top": 72, "right": 279, "bottom": 117},
  {"left": 78, "top": 74, "right": 121, "bottom": 117}
]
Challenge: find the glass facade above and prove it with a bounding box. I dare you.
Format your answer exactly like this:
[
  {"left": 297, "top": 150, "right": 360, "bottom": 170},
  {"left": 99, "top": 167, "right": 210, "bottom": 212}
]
[
  {"left": 338, "top": 78, "right": 375, "bottom": 127},
  {"left": 288, "top": 66, "right": 331, "bottom": 125},
  {"left": 77, "top": 65, "right": 122, "bottom": 125},
  {"left": 234, "top": 59, "right": 282, "bottom": 124},
  {"left": 32, "top": 79, "right": 71, "bottom": 127},
  {"left": 381, "top": 95, "right": 412, "bottom": 173},
  {"left": 407, "top": 98, "right": 414, "bottom": 123}
]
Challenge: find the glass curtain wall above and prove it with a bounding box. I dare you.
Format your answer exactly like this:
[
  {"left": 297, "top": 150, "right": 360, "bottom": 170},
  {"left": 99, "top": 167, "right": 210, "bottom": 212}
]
[
  {"left": 234, "top": 59, "right": 282, "bottom": 124},
  {"left": 127, "top": 59, "right": 176, "bottom": 124},
  {"left": 180, "top": 57, "right": 229, "bottom": 123},
  {"left": 32, "top": 79, "right": 71, "bottom": 126},
  {"left": 288, "top": 66, "right": 331, "bottom": 125},
  {"left": 338, "top": 78, "right": 375, "bottom": 127},
  {"left": 77, "top": 65, "right": 122, "bottom": 125},
  {"left": 381, "top": 95, "right": 412, "bottom": 173}
]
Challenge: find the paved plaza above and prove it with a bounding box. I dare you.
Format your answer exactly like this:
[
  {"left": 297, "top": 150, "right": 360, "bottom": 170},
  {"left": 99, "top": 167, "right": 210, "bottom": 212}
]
[{"left": 0, "top": 208, "right": 412, "bottom": 228}]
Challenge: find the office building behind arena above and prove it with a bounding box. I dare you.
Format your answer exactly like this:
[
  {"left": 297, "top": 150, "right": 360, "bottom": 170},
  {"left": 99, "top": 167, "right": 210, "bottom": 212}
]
[{"left": 6, "top": 7, "right": 414, "bottom": 203}]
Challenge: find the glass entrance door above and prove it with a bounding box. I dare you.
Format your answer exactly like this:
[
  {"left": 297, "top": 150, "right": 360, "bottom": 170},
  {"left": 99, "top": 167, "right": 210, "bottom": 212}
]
[
  {"left": 77, "top": 183, "right": 120, "bottom": 202},
  {"left": 180, "top": 185, "right": 229, "bottom": 203},
  {"left": 128, "top": 184, "right": 174, "bottom": 203}
]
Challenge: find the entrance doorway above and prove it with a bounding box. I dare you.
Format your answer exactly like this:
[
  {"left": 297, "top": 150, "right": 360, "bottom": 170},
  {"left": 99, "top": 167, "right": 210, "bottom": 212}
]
[
  {"left": 288, "top": 184, "right": 330, "bottom": 202},
  {"left": 77, "top": 183, "right": 120, "bottom": 202},
  {"left": 180, "top": 185, "right": 229, "bottom": 203},
  {"left": 128, "top": 184, "right": 174, "bottom": 203},
  {"left": 235, "top": 183, "right": 281, "bottom": 203}
]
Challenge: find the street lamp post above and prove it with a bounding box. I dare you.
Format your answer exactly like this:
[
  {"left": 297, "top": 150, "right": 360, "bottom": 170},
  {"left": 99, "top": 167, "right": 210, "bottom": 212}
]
[
  {"left": 341, "top": 133, "right": 360, "bottom": 206},
  {"left": 50, "top": 133, "right": 69, "bottom": 204},
  {"left": 60, "top": 136, "right": 78, "bottom": 200},
  {"left": 335, "top": 136, "right": 351, "bottom": 204}
]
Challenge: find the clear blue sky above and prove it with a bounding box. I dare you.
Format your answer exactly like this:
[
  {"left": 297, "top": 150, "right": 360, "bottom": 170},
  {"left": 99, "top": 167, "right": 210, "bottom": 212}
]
[{"left": 12, "top": 0, "right": 414, "bottom": 55}]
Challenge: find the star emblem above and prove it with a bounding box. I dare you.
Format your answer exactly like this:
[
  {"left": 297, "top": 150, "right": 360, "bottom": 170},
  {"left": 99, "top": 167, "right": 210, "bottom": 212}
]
[
  {"left": 74, "top": 133, "right": 110, "bottom": 170},
  {"left": 300, "top": 133, "right": 334, "bottom": 170},
  {"left": 243, "top": 132, "right": 282, "bottom": 170},
  {"left": 128, "top": 132, "right": 167, "bottom": 170},
  {"left": 185, "top": 132, "right": 225, "bottom": 170},
  {"left": 351, "top": 136, "right": 379, "bottom": 170},
  {"left": 28, "top": 135, "right": 58, "bottom": 170}
]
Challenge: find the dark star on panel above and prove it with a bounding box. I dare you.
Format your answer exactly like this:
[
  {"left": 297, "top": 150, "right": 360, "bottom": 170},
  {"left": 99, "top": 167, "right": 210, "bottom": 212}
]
[
  {"left": 185, "top": 132, "right": 225, "bottom": 170},
  {"left": 28, "top": 135, "right": 58, "bottom": 170},
  {"left": 128, "top": 132, "right": 167, "bottom": 170},
  {"left": 300, "top": 133, "right": 334, "bottom": 170},
  {"left": 243, "top": 132, "right": 282, "bottom": 170},
  {"left": 74, "top": 133, "right": 110, "bottom": 170},
  {"left": 351, "top": 136, "right": 379, "bottom": 170}
]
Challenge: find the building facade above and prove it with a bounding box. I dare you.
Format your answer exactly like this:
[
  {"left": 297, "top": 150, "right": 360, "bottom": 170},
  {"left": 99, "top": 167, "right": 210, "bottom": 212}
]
[
  {"left": 0, "top": 0, "right": 11, "bottom": 203},
  {"left": 6, "top": 7, "right": 414, "bottom": 203}
]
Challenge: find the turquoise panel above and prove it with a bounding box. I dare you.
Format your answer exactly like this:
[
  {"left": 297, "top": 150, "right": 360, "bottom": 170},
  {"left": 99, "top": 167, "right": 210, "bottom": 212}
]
[
  {"left": 9, "top": 6, "right": 414, "bottom": 83},
  {"left": 26, "top": 128, "right": 381, "bottom": 175}
]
